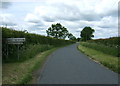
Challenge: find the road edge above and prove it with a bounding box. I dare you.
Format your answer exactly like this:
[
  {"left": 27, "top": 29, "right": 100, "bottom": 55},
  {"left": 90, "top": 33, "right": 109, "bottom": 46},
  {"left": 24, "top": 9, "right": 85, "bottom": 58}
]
[{"left": 77, "top": 44, "right": 119, "bottom": 74}]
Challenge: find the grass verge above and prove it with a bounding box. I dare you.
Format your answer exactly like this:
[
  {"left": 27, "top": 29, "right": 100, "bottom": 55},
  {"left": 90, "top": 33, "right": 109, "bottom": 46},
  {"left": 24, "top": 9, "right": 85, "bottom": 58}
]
[
  {"left": 2, "top": 48, "right": 58, "bottom": 84},
  {"left": 4, "top": 44, "right": 53, "bottom": 63},
  {"left": 80, "top": 42, "right": 118, "bottom": 57},
  {"left": 77, "top": 44, "right": 119, "bottom": 74}
]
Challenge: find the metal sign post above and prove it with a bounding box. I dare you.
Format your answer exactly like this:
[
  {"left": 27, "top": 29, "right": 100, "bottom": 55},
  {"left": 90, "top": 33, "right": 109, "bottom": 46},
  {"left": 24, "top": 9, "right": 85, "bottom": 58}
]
[
  {"left": 6, "top": 38, "right": 25, "bottom": 60},
  {"left": 17, "top": 45, "right": 19, "bottom": 60}
]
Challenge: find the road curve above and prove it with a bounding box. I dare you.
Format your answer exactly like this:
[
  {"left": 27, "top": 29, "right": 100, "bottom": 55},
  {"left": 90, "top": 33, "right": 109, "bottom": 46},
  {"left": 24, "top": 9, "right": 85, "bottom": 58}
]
[{"left": 38, "top": 44, "right": 118, "bottom": 84}]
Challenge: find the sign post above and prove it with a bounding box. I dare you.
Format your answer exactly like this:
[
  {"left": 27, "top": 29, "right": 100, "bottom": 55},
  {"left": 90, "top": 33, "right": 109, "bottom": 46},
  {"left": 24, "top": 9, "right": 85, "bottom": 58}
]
[
  {"left": 17, "top": 45, "right": 19, "bottom": 60},
  {"left": 6, "top": 38, "right": 25, "bottom": 60}
]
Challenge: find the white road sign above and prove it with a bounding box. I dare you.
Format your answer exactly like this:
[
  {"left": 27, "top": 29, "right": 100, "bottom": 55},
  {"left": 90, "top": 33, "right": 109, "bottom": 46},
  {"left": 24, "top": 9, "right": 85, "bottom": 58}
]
[{"left": 6, "top": 38, "right": 25, "bottom": 44}]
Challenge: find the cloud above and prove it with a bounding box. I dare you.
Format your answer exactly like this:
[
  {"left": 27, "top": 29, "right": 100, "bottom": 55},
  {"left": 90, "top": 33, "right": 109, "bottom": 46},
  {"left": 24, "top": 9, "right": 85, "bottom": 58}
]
[
  {"left": 0, "top": 2, "right": 12, "bottom": 9},
  {"left": 25, "top": 0, "right": 118, "bottom": 23},
  {"left": 42, "top": 16, "right": 56, "bottom": 22},
  {"left": 6, "top": 0, "right": 118, "bottom": 38},
  {"left": 0, "top": 13, "right": 17, "bottom": 26},
  {"left": 97, "top": 16, "right": 117, "bottom": 28},
  {"left": 94, "top": 27, "right": 118, "bottom": 39},
  {"left": 24, "top": 13, "right": 40, "bottom": 23}
]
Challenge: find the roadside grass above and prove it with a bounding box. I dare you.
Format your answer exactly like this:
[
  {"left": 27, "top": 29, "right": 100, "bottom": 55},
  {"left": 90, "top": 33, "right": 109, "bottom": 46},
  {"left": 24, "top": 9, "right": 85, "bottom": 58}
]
[
  {"left": 77, "top": 44, "right": 119, "bottom": 74},
  {"left": 4, "top": 44, "right": 53, "bottom": 63},
  {"left": 80, "top": 42, "right": 118, "bottom": 57},
  {"left": 2, "top": 48, "right": 57, "bottom": 84}
]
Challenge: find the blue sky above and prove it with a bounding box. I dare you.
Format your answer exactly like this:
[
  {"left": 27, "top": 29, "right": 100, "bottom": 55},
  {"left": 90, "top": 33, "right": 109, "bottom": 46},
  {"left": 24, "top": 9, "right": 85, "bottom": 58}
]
[{"left": 0, "top": 0, "right": 119, "bottom": 39}]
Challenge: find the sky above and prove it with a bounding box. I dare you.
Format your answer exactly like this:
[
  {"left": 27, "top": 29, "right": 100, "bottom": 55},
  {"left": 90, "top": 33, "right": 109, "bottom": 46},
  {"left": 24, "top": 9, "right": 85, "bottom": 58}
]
[{"left": 0, "top": 0, "right": 119, "bottom": 39}]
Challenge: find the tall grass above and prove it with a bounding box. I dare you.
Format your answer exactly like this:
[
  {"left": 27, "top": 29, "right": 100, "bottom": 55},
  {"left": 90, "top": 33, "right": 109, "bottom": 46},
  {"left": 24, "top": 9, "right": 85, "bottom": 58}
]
[
  {"left": 20, "top": 44, "right": 54, "bottom": 61},
  {"left": 80, "top": 42, "right": 118, "bottom": 57},
  {"left": 89, "top": 37, "right": 120, "bottom": 46},
  {"left": 4, "top": 44, "right": 54, "bottom": 62}
]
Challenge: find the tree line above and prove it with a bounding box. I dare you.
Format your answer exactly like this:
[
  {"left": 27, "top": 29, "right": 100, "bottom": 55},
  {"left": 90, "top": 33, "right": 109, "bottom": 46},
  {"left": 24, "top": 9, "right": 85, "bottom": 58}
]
[{"left": 46, "top": 23, "right": 95, "bottom": 41}]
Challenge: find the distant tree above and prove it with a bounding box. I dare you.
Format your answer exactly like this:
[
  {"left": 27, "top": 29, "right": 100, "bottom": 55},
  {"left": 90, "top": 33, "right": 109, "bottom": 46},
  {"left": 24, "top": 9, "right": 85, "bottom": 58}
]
[
  {"left": 68, "top": 33, "right": 76, "bottom": 40},
  {"left": 46, "top": 23, "right": 69, "bottom": 39},
  {"left": 77, "top": 37, "right": 81, "bottom": 42},
  {"left": 23, "top": 30, "right": 28, "bottom": 33},
  {"left": 80, "top": 26, "right": 95, "bottom": 41}
]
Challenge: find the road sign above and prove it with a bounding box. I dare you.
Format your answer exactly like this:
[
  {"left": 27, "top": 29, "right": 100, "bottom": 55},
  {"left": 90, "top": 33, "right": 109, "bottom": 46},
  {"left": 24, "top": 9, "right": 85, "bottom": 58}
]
[
  {"left": 6, "top": 38, "right": 25, "bottom": 44},
  {"left": 6, "top": 38, "right": 25, "bottom": 60}
]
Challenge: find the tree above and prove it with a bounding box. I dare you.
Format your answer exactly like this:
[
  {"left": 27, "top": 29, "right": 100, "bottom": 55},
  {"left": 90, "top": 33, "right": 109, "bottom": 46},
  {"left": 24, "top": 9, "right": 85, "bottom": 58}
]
[
  {"left": 80, "top": 26, "right": 95, "bottom": 41},
  {"left": 77, "top": 37, "right": 81, "bottom": 42},
  {"left": 68, "top": 33, "right": 76, "bottom": 41},
  {"left": 46, "top": 23, "right": 69, "bottom": 39}
]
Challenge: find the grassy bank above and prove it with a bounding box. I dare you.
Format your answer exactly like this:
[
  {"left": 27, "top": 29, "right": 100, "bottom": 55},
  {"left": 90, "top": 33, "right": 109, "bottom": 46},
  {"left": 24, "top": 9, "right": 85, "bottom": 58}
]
[
  {"left": 80, "top": 42, "right": 118, "bottom": 57},
  {"left": 2, "top": 48, "right": 58, "bottom": 84},
  {"left": 78, "top": 43, "right": 119, "bottom": 73}
]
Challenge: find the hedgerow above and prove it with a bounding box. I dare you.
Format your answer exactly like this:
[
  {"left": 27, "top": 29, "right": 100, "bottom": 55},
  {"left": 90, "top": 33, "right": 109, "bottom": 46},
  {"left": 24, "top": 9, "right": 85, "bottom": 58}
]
[{"left": 1, "top": 27, "right": 74, "bottom": 62}]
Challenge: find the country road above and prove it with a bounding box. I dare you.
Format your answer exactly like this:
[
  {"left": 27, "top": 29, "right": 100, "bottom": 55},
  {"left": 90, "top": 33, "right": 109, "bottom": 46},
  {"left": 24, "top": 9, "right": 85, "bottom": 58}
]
[{"left": 37, "top": 44, "right": 118, "bottom": 84}]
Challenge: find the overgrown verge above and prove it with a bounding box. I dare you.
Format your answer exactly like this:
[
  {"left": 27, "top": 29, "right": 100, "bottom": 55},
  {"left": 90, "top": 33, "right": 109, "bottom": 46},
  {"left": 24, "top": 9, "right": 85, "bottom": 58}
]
[
  {"left": 4, "top": 44, "right": 54, "bottom": 63},
  {"left": 80, "top": 42, "right": 118, "bottom": 57},
  {"left": 78, "top": 43, "right": 119, "bottom": 74},
  {"left": 2, "top": 48, "right": 57, "bottom": 84},
  {"left": 88, "top": 37, "right": 120, "bottom": 57}
]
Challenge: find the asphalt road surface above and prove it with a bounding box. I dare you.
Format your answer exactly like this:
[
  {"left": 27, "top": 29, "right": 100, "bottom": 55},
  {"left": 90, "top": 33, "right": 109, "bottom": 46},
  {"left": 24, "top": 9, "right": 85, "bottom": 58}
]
[{"left": 38, "top": 44, "right": 118, "bottom": 84}]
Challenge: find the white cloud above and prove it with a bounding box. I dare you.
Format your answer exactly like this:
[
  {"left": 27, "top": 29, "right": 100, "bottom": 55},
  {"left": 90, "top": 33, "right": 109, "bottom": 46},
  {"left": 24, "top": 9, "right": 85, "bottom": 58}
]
[
  {"left": 97, "top": 16, "right": 118, "bottom": 28},
  {"left": 0, "top": 13, "right": 17, "bottom": 26},
  {"left": 95, "top": 0, "right": 118, "bottom": 15},
  {"left": 2, "top": 0, "right": 118, "bottom": 38},
  {"left": 0, "top": 2, "right": 12, "bottom": 9},
  {"left": 24, "top": 13, "right": 39, "bottom": 23}
]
